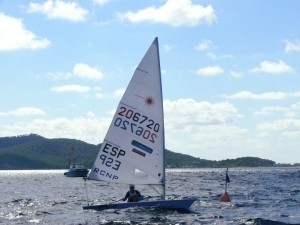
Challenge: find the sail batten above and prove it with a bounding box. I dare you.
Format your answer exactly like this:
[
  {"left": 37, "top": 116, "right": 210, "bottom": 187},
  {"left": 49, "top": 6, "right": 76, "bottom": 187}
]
[
  {"left": 87, "top": 38, "right": 164, "bottom": 186},
  {"left": 136, "top": 68, "right": 148, "bottom": 73}
]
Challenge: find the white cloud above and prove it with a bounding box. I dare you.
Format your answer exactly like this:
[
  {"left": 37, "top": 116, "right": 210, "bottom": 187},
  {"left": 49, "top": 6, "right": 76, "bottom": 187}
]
[
  {"left": 195, "top": 40, "right": 232, "bottom": 60},
  {"left": 257, "top": 119, "right": 300, "bottom": 137},
  {"left": 162, "top": 98, "right": 257, "bottom": 160},
  {"left": 94, "top": 87, "right": 110, "bottom": 99},
  {"left": 46, "top": 72, "right": 72, "bottom": 80},
  {"left": 195, "top": 40, "right": 213, "bottom": 51},
  {"left": 196, "top": 65, "right": 224, "bottom": 77},
  {"left": 118, "top": 0, "right": 217, "bottom": 27},
  {"left": 93, "top": 0, "right": 110, "bottom": 5},
  {"left": 73, "top": 63, "right": 104, "bottom": 80},
  {"left": 254, "top": 102, "right": 300, "bottom": 118},
  {"left": 45, "top": 63, "right": 105, "bottom": 81},
  {"left": 113, "top": 88, "right": 125, "bottom": 99},
  {"left": 291, "top": 102, "right": 300, "bottom": 111},
  {"left": 230, "top": 70, "right": 242, "bottom": 78},
  {"left": 206, "top": 52, "right": 233, "bottom": 60},
  {"left": 0, "top": 107, "right": 46, "bottom": 117},
  {"left": 205, "top": 52, "right": 217, "bottom": 59},
  {"left": 0, "top": 13, "right": 50, "bottom": 51},
  {"left": 95, "top": 92, "right": 107, "bottom": 99},
  {"left": 223, "top": 91, "right": 300, "bottom": 101},
  {"left": 51, "top": 85, "right": 91, "bottom": 93},
  {"left": 27, "top": 0, "right": 88, "bottom": 22},
  {"left": 163, "top": 44, "right": 175, "bottom": 52},
  {"left": 250, "top": 60, "right": 295, "bottom": 74},
  {"left": 0, "top": 114, "right": 111, "bottom": 145},
  {"left": 164, "top": 98, "right": 241, "bottom": 131},
  {"left": 254, "top": 106, "right": 291, "bottom": 117},
  {"left": 284, "top": 39, "right": 300, "bottom": 53}
]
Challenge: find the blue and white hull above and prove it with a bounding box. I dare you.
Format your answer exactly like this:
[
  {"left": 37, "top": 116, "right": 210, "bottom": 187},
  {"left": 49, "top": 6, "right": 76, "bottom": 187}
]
[{"left": 83, "top": 198, "right": 197, "bottom": 211}]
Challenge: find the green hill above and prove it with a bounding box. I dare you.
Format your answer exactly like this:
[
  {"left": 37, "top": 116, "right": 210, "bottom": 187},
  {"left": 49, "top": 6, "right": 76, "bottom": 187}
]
[
  {"left": 0, "top": 134, "right": 277, "bottom": 169},
  {"left": 0, "top": 134, "right": 98, "bottom": 169}
]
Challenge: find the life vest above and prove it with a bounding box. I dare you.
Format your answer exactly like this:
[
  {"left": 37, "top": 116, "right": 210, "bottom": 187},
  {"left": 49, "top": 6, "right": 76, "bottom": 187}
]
[{"left": 129, "top": 190, "right": 138, "bottom": 197}]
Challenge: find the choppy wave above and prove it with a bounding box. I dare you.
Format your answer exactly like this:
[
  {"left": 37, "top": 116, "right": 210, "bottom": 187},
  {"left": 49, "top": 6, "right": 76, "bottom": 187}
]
[{"left": 0, "top": 167, "right": 299, "bottom": 224}]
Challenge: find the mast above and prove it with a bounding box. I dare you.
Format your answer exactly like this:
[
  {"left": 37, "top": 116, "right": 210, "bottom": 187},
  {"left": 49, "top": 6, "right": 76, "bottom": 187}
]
[{"left": 155, "top": 37, "right": 165, "bottom": 200}]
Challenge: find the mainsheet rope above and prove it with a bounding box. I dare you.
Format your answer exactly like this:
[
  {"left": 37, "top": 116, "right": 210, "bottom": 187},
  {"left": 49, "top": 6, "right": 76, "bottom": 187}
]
[{"left": 83, "top": 178, "right": 90, "bottom": 206}]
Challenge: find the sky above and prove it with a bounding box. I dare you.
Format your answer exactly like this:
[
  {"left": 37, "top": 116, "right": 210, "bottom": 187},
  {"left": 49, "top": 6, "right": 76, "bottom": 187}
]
[{"left": 0, "top": 0, "right": 300, "bottom": 164}]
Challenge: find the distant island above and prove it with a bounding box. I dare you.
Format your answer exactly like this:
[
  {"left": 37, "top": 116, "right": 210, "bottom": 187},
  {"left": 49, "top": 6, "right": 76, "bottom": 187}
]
[{"left": 0, "top": 134, "right": 298, "bottom": 170}]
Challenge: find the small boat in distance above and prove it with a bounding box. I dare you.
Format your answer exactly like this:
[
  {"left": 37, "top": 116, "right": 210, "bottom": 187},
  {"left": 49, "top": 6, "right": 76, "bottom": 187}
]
[{"left": 64, "top": 163, "right": 89, "bottom": 177}]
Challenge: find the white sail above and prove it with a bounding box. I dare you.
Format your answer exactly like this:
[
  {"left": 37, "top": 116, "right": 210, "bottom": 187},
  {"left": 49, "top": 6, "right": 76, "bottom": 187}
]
[{"left": 88, "top": 38, "right": 164, "bottom": 185}]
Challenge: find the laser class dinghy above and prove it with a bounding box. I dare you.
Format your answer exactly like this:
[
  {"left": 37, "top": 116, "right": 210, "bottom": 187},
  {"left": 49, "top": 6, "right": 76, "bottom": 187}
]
[{"left": 83, "top": 37, "right": 197, "bottom": 211}]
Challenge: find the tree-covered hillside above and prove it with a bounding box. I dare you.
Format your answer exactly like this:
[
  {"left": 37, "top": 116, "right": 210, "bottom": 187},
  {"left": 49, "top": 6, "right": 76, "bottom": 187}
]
[
  {"left": 0, "top": 134, "right": 98, "bottom": 169},
  {"left": 0, "top": 134, "right": 278, "bottom": 169}
]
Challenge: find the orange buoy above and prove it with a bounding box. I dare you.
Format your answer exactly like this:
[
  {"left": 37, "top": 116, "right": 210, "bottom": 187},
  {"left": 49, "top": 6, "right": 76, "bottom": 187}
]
[
  {"left": 220, "top": 168, "right": 231, "bottom": 202},
  {"left": 220, "top": 191, "right": 231, "bottom": 202}
]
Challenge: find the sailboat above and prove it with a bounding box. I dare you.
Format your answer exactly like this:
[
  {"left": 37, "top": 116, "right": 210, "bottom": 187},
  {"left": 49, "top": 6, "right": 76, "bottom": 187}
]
[{"left": 83, "top": 37, "right": 197, "bottom": 211}]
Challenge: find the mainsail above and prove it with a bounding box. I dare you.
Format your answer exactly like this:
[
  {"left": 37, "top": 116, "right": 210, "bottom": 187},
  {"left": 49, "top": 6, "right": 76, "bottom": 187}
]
[{"left": 87, "top": 38, "right": 164, "bottom": 185}]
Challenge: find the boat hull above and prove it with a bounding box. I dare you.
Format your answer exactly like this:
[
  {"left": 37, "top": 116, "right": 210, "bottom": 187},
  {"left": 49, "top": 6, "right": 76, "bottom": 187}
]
[
  {"left": 83, "top": 198, "right": 197, "bottom": 211},
  {"left": 64, "top": 170, "right": 88, "bottom": 177}
]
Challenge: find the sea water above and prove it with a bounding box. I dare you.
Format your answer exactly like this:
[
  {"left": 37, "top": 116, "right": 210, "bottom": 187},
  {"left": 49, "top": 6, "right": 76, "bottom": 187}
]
[{"left": 0, "top": 167, "right": 299, "bottom": 225}]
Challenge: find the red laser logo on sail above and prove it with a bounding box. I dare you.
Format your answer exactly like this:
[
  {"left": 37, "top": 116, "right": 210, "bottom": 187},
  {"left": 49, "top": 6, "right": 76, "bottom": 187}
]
[
  {"left": 136, "top": 95, "right": 155, "bottom": 106},
  {"left": 145, "top": 96, "right": 155, "bottom": 106}
]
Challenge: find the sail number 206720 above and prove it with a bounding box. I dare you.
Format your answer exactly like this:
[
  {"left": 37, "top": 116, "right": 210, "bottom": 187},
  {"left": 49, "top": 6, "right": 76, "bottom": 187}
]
[{"left": 114, "top": 106, "right": 160, "bottom": 143}]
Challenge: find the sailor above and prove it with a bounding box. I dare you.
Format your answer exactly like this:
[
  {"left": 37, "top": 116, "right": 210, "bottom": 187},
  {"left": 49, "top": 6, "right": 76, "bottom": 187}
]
[{"left": 122, "top": 184, "right": 143, "bottom": 202}]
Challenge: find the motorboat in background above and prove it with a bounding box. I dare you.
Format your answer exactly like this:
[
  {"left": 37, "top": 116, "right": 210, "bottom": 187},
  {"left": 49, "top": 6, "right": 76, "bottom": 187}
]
[{"left": 64, "top": 163, "right": 89, "bottom": 177}]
